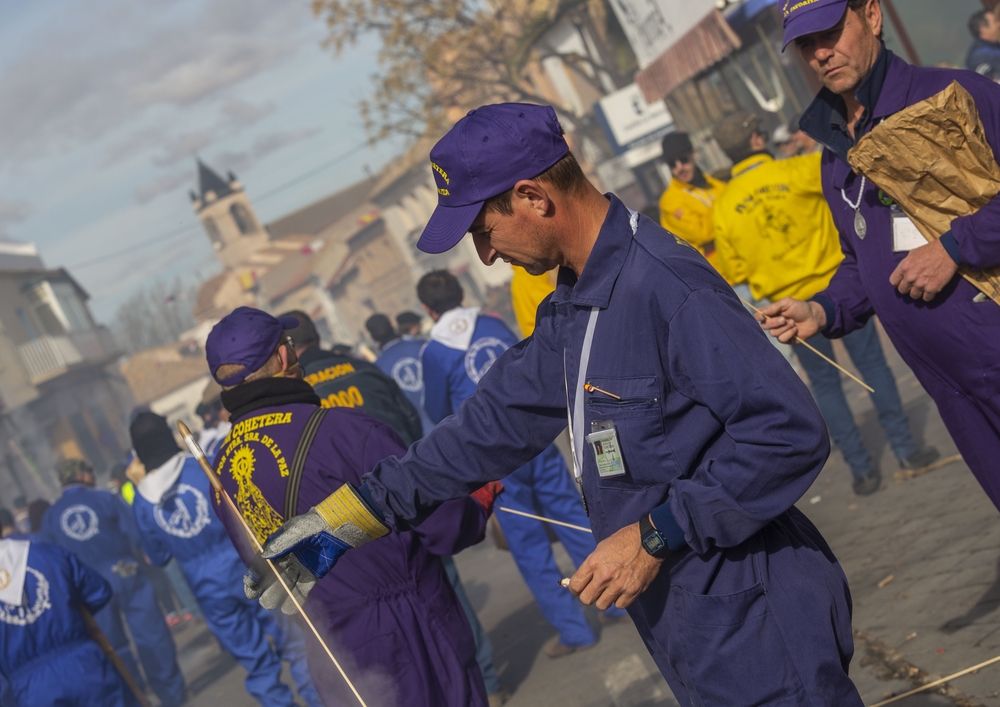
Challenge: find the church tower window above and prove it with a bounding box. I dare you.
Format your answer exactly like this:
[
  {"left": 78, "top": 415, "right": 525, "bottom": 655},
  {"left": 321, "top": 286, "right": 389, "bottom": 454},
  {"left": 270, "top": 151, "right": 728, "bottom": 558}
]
[{"left": 230, "top": 203, "right": 256, "bottom": 235}]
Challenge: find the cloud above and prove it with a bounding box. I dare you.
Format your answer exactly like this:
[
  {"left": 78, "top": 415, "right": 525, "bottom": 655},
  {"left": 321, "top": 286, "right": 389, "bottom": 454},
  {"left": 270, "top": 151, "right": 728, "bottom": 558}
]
[
  {"left": 149, "top": 98, "right": 277, "bottom": 167},
  {"left": 0, "top": 0, "right": 314, "bottom": 165},
  {"left": 0, "top": 199, "right": 31, "bottom": 237},
  {"left": 211, "top": 127, "right": 323, "bottom": 173},
  {"left": 134, "top": 171, "right": 194, "bottom": 204}
]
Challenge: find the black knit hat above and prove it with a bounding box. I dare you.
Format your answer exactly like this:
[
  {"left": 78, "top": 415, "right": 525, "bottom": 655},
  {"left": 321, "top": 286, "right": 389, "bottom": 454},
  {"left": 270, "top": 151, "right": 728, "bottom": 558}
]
[
  {"left": 130, "top": 412, "right": 182, "bottom": 471},
  {"left": 661, "top": 132, "right": 694, "bottom": 164}
]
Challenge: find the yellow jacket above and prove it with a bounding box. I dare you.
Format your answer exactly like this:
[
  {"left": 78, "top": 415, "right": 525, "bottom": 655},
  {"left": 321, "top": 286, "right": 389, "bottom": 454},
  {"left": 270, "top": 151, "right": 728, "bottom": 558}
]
[
  {"left": 658, "top": 173, "right": 730, "bottom": 280},
  {"left": 510, "top": 266, "right": 557, "bottom": 338},
  {"left": 713, "top": 152, "right": 843, "bottom": 302}
]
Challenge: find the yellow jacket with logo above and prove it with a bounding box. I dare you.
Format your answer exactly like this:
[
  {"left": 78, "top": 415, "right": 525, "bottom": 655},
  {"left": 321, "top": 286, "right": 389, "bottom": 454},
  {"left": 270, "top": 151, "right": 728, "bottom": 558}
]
[
  {"left": 658, "top": 173, "right": 730, "bottom": 280},
  {"left": 510, "top": 266, "right": 557, "bottom": 338},
  {"left": 713, "top": 152, "right": 843, "bottom": 302}
]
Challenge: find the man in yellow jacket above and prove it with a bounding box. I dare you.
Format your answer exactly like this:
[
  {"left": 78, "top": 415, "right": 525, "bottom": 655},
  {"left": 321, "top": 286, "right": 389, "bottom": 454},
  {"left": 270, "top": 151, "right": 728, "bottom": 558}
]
[
  {"left": 658, "top": 132, "right": 730, "bottom": 280},
  {"left": 712, "top": 113, "right": 937, "bottom": 495}
]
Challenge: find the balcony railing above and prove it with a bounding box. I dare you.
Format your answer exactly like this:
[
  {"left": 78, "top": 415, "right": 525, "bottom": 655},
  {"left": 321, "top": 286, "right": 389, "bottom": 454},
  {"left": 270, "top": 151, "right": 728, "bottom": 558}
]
[{"left": 17, "top": 327, "right": 120, "bottom": 384}]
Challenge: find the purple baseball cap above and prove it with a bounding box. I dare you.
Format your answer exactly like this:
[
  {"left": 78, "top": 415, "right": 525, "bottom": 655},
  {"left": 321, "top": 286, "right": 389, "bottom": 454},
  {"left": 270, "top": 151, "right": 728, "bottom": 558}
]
[
  {"left": 416, "top": 103, "right": 569, "bottom": 255},
  {"left": 781, "top": 0, "right": 849, "bottom": 50},
  {"left": 206, "top": 306, "right": 299, "bottom": 386}
]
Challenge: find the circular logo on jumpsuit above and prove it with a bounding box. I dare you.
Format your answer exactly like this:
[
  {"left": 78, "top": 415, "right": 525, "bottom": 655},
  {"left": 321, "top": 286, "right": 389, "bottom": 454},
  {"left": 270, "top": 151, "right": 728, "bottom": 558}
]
[
  {"left": 391, "top": 356, "right": 423, "bottom": 393},
  {"left": 464, "top": 337, "right": 508, "bottom": 384},
  {"left": 0, "top": 568, "right": 51, "bottom": 625},
  {"left": 60, "top": 504, "right": 99, "bottom": 541},
  {"left": 448, "top": 318, "right": 469, "bottom": 335},
  {"left": 0, "top": 568, "right": 9, "bottom": 590},
  {"left": 154, "top": 483, "right": 210, "bottom": 539}
]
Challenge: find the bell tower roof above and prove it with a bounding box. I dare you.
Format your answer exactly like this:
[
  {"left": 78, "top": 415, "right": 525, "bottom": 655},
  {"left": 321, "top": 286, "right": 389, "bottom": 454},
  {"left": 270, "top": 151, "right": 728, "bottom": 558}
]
[{"left": 197, "top": 159, "right": 235, "bottom": 202}]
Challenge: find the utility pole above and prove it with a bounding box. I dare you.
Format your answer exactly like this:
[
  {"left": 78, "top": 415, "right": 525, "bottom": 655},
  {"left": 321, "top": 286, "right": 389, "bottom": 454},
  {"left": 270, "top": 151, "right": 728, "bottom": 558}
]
[{"left": 882, "top": 0, "right": 921, "bottom": 66}]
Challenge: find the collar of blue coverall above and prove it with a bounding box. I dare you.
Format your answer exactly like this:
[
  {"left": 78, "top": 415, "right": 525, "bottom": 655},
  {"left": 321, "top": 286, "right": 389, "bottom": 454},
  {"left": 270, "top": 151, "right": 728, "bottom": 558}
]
[{"left": 550, "top": 193, "right": 631, "bottom": 310}]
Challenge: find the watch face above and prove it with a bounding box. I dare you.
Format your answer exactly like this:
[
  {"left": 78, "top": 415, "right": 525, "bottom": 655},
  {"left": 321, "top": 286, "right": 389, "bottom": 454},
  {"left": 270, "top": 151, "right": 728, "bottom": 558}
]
[{"left": 643, "top": 534, "right": 665, "bottom": 554}]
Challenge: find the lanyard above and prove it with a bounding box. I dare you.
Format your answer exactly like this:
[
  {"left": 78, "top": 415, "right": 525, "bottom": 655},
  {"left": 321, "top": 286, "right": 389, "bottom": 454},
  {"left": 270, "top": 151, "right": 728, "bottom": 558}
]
[{"left": 566, "top": 209, "right": 639, "bottom": 481}]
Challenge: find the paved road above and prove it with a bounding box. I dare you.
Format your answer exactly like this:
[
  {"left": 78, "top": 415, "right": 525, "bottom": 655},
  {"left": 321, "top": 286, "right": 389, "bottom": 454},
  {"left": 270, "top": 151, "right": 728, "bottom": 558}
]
[{"left": 163, "top": 323, "right": 1000, "bottom": 707}]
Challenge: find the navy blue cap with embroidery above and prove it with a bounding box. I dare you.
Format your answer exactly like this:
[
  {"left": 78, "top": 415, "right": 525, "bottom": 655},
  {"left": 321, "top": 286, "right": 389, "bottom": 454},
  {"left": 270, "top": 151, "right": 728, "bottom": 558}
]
[
  {"left": 417, "top": 103, "right": 569, "bottom": 255},
  {"left": 206, "top": 307, "right": 299, "bottom": 386},
  {"left": 781, "top": 0, "right": 850, "bottom": 50}
]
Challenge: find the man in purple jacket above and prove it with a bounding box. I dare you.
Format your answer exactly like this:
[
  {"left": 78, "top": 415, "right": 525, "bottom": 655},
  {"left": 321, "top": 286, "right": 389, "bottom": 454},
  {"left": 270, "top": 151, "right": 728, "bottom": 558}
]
[
  {"left": 205, "top": 307, "right": 501, "bottom": 707},
  {"left": 760, "top": 0, "right": 1000, "bottom": 511}
]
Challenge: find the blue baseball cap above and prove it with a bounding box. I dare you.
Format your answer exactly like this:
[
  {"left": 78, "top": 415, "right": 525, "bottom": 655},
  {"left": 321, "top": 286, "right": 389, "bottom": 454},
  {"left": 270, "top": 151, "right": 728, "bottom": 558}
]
[
  {"left": 206, "top": 307, "right": 299, "bottom": 386},
  {"left": 416, "top": 103, "right": 569, "bottom": 255},
  {"left": 781, "top": 0, "right": 849, "bottom": 50}
]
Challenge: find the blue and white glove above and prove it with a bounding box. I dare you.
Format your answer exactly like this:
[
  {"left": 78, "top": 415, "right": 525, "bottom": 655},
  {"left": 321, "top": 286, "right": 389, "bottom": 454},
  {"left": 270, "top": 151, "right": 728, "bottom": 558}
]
[{"left": 244, "top": 484, "right": 390, "bottom": 614}]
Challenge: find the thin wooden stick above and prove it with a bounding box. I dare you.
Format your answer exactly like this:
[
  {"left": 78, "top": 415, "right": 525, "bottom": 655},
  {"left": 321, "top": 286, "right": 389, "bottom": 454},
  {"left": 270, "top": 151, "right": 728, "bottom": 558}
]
[
  {"left": 868, "top": 653, "right": 1000, "bottom": 707},
  {"left": 740, "top": 298, "right": 876, "bottom": 393},
  {"left": 496, "top": 506, "right": 593, "bottom": 533},
  {"left": 80, "top": 604, "right": 151, "bottom": 707},
  {"left": 177, "top": 421, "right": 368, "bottom": 707}
]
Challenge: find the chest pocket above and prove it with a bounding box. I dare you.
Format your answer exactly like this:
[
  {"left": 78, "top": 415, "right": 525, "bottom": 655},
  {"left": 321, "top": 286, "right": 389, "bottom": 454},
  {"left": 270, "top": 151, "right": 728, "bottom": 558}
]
[{"left": 585, "top": 375, "right": 671, "bottom": 487}]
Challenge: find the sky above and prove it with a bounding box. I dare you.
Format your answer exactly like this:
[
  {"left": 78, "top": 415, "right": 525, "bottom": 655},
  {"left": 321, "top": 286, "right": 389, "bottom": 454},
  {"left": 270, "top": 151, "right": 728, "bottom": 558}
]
[{"left": 0, "top": 0, "right": 405, "bottom": 322}]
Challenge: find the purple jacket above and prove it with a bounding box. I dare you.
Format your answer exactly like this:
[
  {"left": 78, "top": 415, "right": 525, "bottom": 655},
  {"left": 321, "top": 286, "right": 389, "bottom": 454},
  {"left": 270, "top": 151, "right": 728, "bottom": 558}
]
[
  {"left": 803, "top": 51, "right": 1000, "bottom": 506},
  {"left": 212, "top": 380, "right": 489, "bottom": 707}
]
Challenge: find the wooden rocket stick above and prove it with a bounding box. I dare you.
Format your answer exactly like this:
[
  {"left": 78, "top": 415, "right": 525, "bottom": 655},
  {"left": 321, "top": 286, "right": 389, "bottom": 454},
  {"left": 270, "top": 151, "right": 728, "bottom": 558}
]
[
  {"left": 868, "top": 653, "right": 1000, "bottom": 707},
  {"left": 79, "top": 604, "right": 151, "bottom": 707},
  {"left": 176, "top": 421, "right": 369, "bottom": 707},
  {"left": 740, "top": 298, "right": 876, "bottom": 394},
  {"left": 496, "top": 506, "right": 593, "bottom": 534}
]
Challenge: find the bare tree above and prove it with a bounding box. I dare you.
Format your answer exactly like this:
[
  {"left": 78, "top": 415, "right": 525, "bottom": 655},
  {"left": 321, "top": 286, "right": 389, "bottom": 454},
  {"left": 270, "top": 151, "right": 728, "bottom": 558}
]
[
  {"left": 111, "top": 278, "right": 197, "bottom": 353},
  {"left": 312, "top": 0, "right": 637, "bottom": 143}
]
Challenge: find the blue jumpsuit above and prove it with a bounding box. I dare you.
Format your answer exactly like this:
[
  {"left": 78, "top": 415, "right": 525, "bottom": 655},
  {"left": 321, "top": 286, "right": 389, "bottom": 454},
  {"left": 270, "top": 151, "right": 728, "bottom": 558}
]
[
  {"left": 374, "top": 336, "right": 436, "bottom": 437},
  {"left": 0, "top": 539, "right": 130, "bottom": 706},
  {"left": 422, "top": 307, "right": 625, "bottom": 649},
  {"left": 366, "top": 196, "right": 863, "bottom": 706},
  {"left": 132, "top": 453, "right": 319, "bottom": 707},
  {"left": 42, "top": 485, "right": 186, "bottom": 707}
]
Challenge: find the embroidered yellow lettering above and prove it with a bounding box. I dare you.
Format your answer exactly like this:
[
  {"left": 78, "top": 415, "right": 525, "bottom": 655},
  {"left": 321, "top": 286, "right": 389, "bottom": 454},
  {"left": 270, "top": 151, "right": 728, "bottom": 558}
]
[
  {"left": 320, "top": 386, "right": 365, "bottom": 409},
  {"left": 430, "top": 161, "right": 450, "bottom": 185},
  {"left": 783, "top": 0, "right": 820, "bottom": 17},
  {"left": 304, "top": 363, "right": 356, "bottom": 386}
]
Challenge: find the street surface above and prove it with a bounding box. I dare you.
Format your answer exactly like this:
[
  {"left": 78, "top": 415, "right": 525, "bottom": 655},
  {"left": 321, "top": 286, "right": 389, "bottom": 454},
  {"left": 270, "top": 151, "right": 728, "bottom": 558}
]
[{"left": 168, "top": 323, "right": 1000, "bottom": 707}]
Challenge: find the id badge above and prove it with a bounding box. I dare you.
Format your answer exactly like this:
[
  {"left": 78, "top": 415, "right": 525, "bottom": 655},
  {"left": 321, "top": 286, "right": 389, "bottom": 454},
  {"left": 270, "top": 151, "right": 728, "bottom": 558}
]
[
  {"left": 892, "top": 213, "right": 927, "bottom": 252},
  {"left": 586, "top": 421, "right": 625, "bottom": 478}
]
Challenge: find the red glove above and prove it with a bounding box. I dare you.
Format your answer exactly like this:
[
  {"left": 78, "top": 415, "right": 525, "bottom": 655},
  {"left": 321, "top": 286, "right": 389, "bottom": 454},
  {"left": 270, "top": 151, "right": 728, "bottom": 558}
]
[{"left": 470, "top": 481, "right": 504, "bottom": 516}]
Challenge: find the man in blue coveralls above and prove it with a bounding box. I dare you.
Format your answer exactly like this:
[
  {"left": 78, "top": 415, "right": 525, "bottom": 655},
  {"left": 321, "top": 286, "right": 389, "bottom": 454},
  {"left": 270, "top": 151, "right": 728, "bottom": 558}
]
[
  {"left": 129, "top": 411, "right": 320, "bottom": 707},
  {"left": 248, "top": 104, "right": 864, "bottom": 705},
  {"left": 761, "top": 0, "right": 1000, "bottom": 513},
  {"left": 43, "top": 458, "right": 186, "bottom": 707},
  {"left": 415, "top": 268, "right": 628, "bottom": 658},
  {"left": 0, "top": 534, "right": 131, "bottom": 706}
]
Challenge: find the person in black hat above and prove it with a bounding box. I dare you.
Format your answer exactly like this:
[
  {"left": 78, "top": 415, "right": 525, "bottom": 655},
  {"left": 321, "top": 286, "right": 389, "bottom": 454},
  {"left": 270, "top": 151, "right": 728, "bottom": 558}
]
[
  {"left": 129, "top": 411, "right": 319, "bottom": 707},
  {"left": 657, "top": 131, "right": 731, "bottom": 280},
  {"left": 282, "top": 309, "right": 424, "bottom": 447}
]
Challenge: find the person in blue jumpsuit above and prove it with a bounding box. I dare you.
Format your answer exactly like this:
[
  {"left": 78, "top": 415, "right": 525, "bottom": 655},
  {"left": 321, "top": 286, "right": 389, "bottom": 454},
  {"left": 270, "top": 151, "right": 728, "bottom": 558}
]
[
  {"left": 0, "top": 535, "right": 131, "bottom": 706},
  {"left": 366, "top": 313, "right": 436, "bottom": 437},
  {"left": 129, "top": 412, "right": 320, "bottom": 707},
  {"left": 416, "top": 268, "right": 628, "bottom": 658},
  {"left": 967, "top": 9, "right": 1000, "bottom": 81},
  {"left": 42, "top": 458, "right": 186, "bottom": 707},
  {"left": 254, "top": 104, "right": 865, "bottom": 706}
]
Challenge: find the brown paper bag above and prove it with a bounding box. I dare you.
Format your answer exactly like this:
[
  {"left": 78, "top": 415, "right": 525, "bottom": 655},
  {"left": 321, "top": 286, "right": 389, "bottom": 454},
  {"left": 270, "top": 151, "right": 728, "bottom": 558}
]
[{"left": 847, "top": 81, "right": 1000, "bottom": 304}]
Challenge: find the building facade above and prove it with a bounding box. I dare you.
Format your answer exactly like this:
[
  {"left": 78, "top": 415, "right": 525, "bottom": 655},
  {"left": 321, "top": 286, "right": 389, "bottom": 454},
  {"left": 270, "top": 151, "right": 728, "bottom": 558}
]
[{"left": 0, "top": 240, "right": 132, "bottom": 499}]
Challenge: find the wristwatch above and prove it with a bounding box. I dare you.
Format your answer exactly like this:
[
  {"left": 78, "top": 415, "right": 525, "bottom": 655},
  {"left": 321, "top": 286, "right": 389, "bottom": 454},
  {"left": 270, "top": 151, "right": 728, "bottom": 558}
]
[{"left": 639, "top": 513, "right": 672, "bottom": 559}]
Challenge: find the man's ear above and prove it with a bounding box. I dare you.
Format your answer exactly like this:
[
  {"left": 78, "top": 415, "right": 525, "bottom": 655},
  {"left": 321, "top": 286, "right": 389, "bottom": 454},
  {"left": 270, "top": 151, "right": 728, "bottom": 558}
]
[{"left": 511, "top": 179, "right": 552, "bottom": 217}]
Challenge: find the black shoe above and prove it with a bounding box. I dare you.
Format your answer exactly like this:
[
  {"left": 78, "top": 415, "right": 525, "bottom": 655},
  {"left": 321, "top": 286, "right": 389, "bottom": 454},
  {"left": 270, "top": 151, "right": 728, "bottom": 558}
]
[
  {"left": 852, "top": 471, "right": 882, "bottom": 496},
  {"left": 900, "top": 446, "right": 940, "bottom": 471}
]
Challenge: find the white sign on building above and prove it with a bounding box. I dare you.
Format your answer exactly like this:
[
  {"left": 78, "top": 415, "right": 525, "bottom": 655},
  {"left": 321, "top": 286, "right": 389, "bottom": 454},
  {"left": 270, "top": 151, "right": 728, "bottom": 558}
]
[
  {"left": 598, "top": 83, "right": 674, "bottom": 151},
  {"left": 606, "top": 0, "right": 717, "bottom": 68}
]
